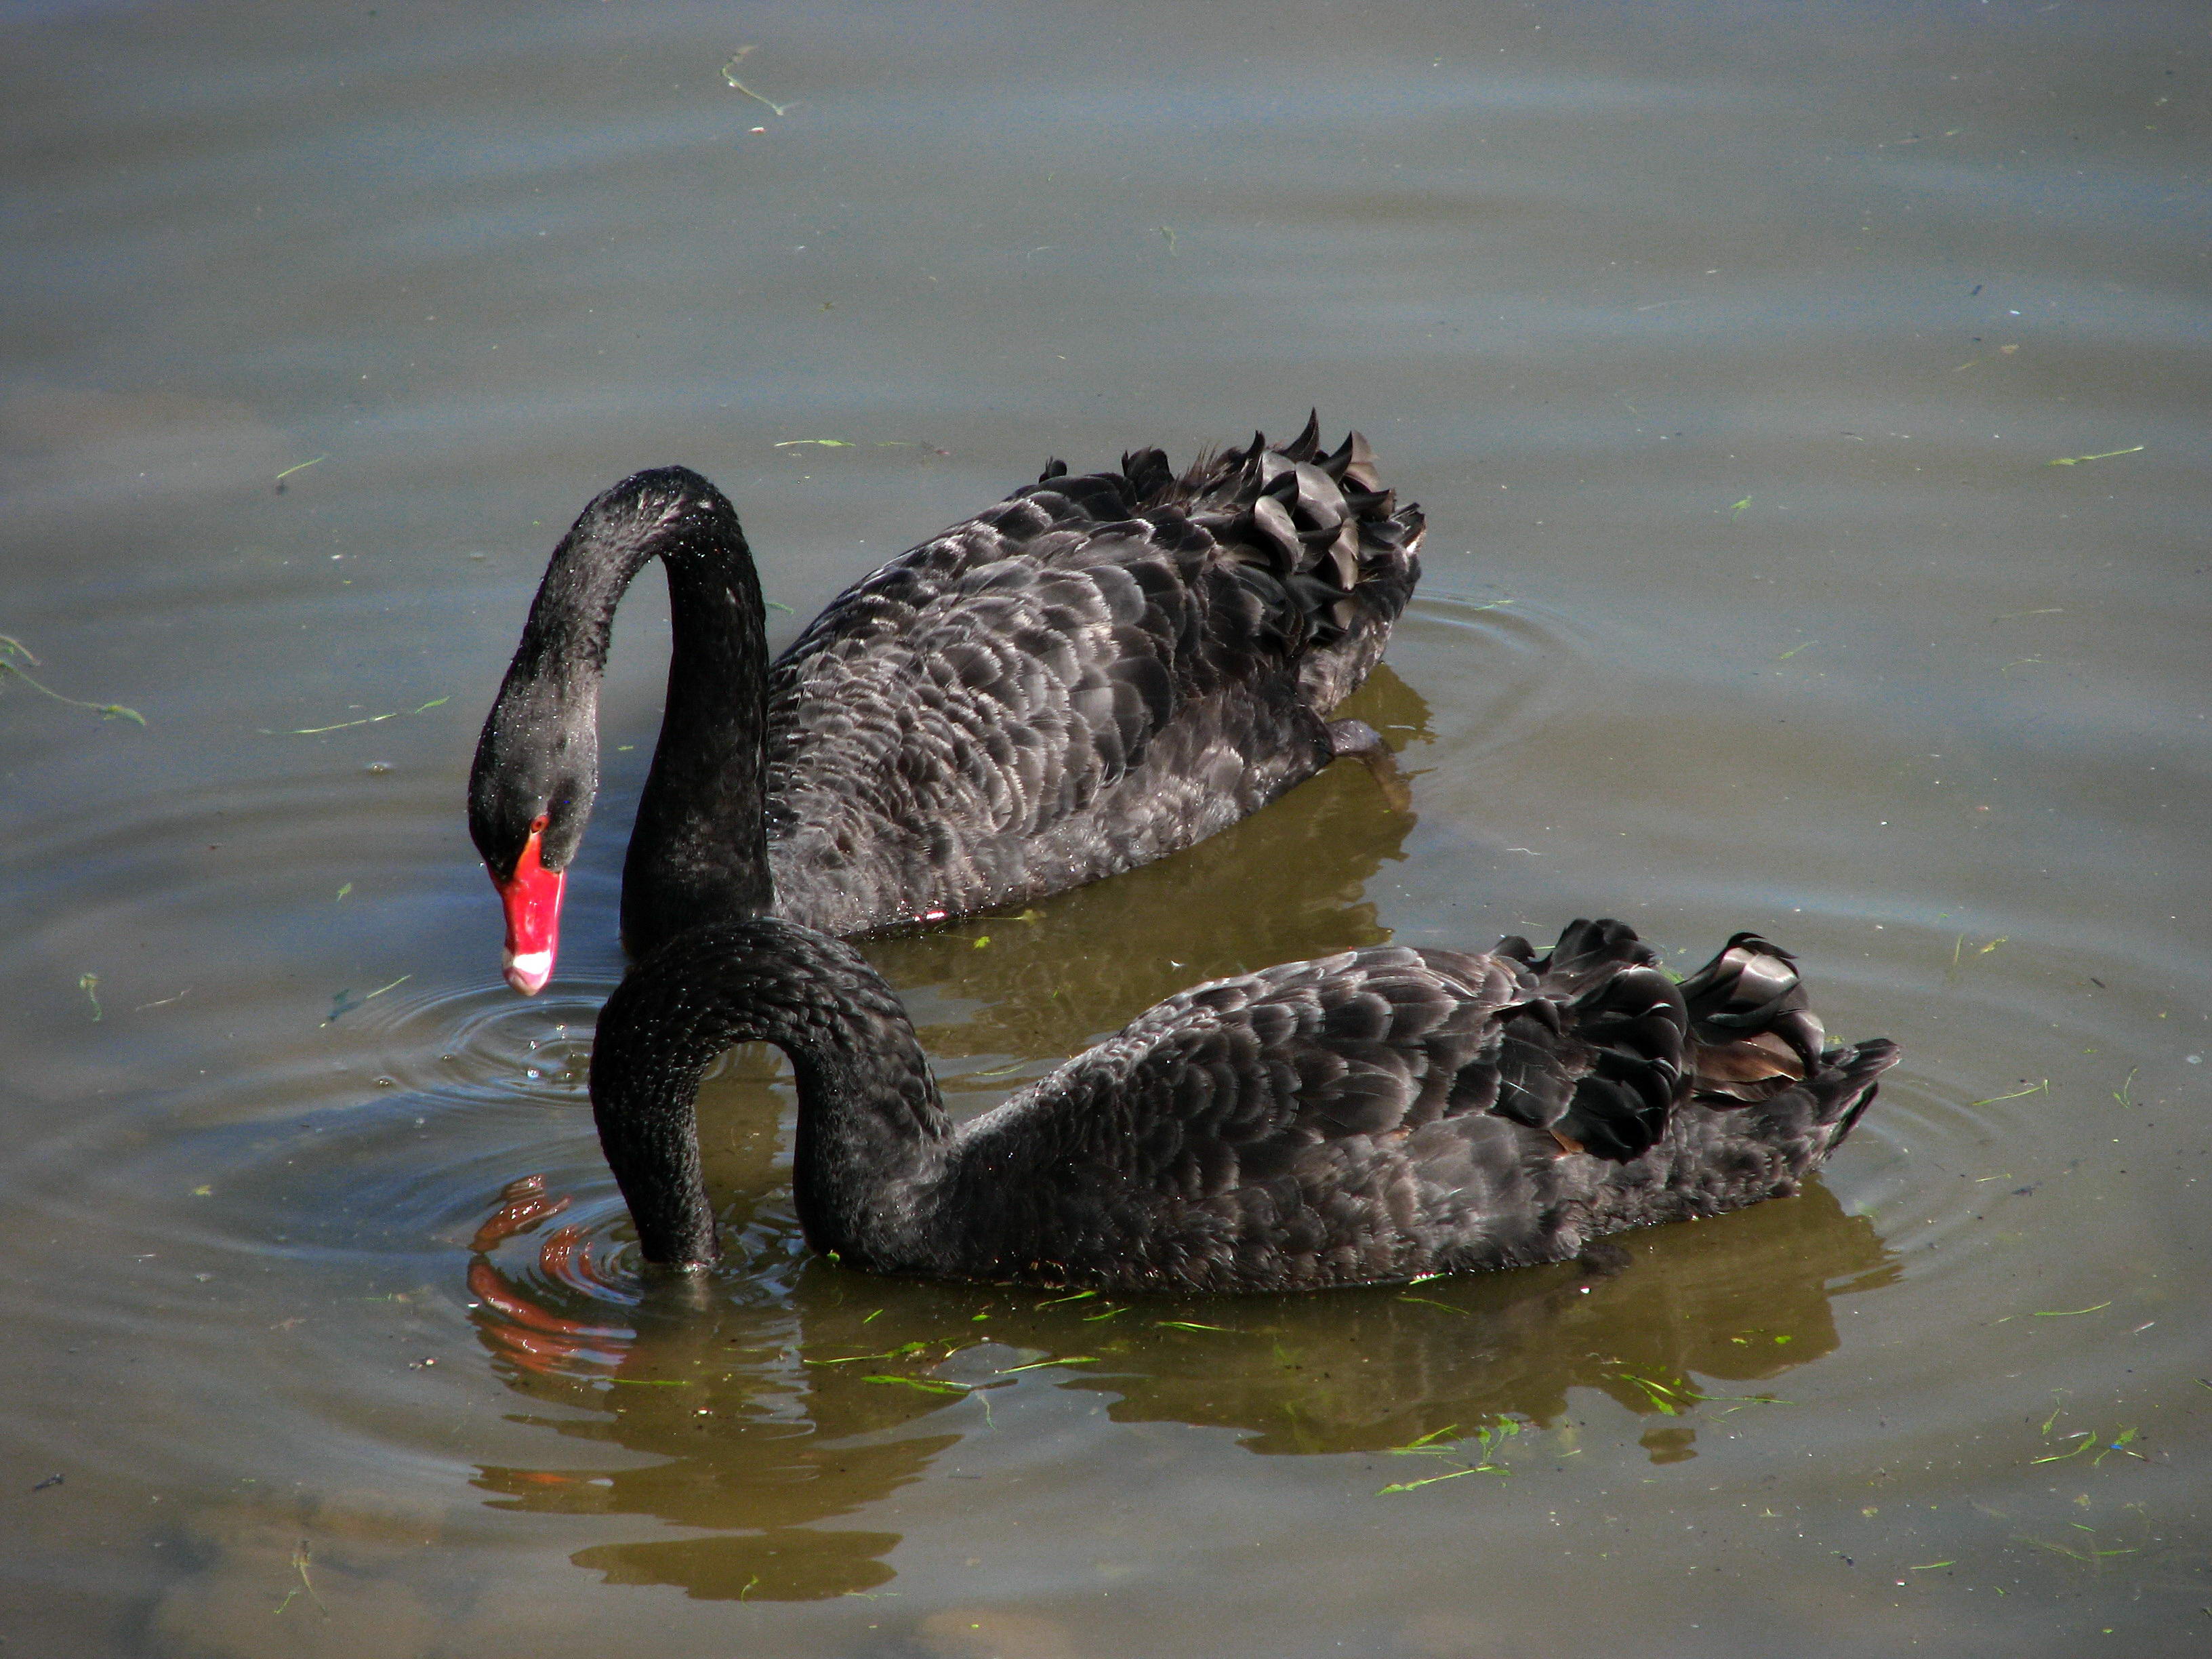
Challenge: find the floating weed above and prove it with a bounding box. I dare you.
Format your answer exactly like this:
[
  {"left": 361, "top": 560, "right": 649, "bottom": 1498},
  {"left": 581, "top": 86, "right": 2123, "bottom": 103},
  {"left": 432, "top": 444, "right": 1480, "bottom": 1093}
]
[
  {"left": 1080, "top": 1305, "right": 1126, "bottom": 1322},
  {"left": 78, "top": 972, "right": 102, "bottom": 1021},
  {"left": 1612, "top": 1368, "right": 1694, "bottom": 1416},
  {"left": 1374, "top": 1467, "right": 1496, "bottom": 1494},
  {"left": 2023, "top": 1528, "right": 2137, "bottom": 1565},
  {"left": 0, "top": 634, "right": 146, "bottom": 726},
  {"left": 1774, "top": 639, "right": 1818, "bottom": 661},
  {"left": 1036, "top": 1290, "right": 1097, "bottom": 1307},
  {"left": 323, "top": 974, "right": 412, "bottom": 1025},
  {"left": 1159, "top": 225, "right": 1177, "bottom": 254},
  {"left": 1610, "top": 1366, "right": 1787, "bottom": 1416},
  {"left": 1971, "top": 1079, "right": 2049, "bottom": 1107},
  {"left": 2032, "top": 1432, "right": 2095, "bottom": 1465},
  {"left": 774, "top": 438, "right": 853, "bottom": 449},
  {"left": 2031, "top": 1402, "right": 2144, "bottom": 1471},
  {"left": 1729, "top": 495, "right": 1753, "bottom": 515},
  {"left": 1950, "top": 933, "right": 2009, "bottom": 969},
  {"left": 860, "top": 1375, "right": 969, "bottom": 1395},
  {"left": 803, "top": 1341, "right": 930, "bottom": 1367},
  {"left": 994, "top": 1355, "right": 1098, "bottom": 1375},
  {"left": 1449, "top": 595, "right": 1515, "bottom": 611},
  {"left": 1154, "top": 1319, "right": 1235, "bottom": 1334},
  {"left": 2112, "top": 1068, "right": 2138, "bottom": 1107},
  {"left": 2093, "top": 1428, "right": 2144, "bottom": 1466},
  {"left": 1908, "top": 1560, "right": 1956, "bottom": 1571},
  {"left": 721, "top": 46, "right": 788, "bottom": 117},
  {"left": 2046, "top": 445, "right": 2144, "bottom": 468},
  {"left": 274, "top": 455, "right": 327, "bottom": 483},
  {"left": 606, "top": 1376, "right": 693, "bottom": 1388},
  {"left": 2032, "top": 1302, "right": 2111, "bottom": 1318},
  {"left": 764, "top": 600, "right": 794, "bottom": 614},
  {"left": 272, "top": 1539, "right": 327, "bottom": 1618},
  {"left": 1376, "top": 1421, "right": 1523, "bottom": 1494},
  {"left": 335, "top": 882, "right": 352, "bottom": 901},
  {"left": 270, "top": 696, "right": 449, "bottom": 737},
  {"left": 1395, "top": 1294, "right": 1466, "bottom": 1315}
]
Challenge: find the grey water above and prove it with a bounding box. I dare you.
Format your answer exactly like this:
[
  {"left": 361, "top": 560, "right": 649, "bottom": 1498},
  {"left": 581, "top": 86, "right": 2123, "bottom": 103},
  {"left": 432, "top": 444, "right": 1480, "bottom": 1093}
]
[{"left": 3, "top": 2, "right": 2207, "bottom": 1654}]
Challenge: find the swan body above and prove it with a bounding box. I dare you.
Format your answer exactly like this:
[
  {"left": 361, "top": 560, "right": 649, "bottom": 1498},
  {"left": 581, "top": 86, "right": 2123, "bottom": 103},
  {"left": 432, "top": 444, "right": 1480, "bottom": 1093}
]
[
  {"left": 469, "top": 421, "right": 1422, "bottom": 992},
  {"left": 588, "top": 916, "right": 1898, "bottom": 1291}
]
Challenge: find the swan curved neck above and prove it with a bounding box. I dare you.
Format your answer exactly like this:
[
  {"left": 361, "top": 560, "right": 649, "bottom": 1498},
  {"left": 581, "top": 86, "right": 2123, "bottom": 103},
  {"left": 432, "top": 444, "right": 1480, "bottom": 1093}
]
[
  {"left": 621, "top": 541, "right": 775, "bottom": 954},
  {"left": 477, "top": 467, "right": 775, "bottom": 952},
  {"left": 590, "top": 919, "right": 951, "bottom": 1268}
]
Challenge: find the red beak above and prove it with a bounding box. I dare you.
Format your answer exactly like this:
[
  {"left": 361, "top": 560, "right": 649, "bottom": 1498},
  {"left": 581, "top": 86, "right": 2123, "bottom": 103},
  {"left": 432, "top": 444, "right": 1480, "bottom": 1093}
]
[{"left": 494, "top": 819, "right": 566, "bottom": 995}]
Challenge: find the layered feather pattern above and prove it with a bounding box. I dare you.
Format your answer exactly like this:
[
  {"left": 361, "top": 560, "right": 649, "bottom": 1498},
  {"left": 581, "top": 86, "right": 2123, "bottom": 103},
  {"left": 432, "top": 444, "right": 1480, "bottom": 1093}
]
[{"left": 760, "top": 417, "right": 1422, "bottom": 936}]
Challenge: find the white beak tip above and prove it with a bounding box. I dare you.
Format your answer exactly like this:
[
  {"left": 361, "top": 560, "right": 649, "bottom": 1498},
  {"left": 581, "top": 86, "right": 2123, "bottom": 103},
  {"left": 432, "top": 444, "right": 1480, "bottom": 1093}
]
[{"left": 503, "top": 948, "right": 554, "bottom": 996}]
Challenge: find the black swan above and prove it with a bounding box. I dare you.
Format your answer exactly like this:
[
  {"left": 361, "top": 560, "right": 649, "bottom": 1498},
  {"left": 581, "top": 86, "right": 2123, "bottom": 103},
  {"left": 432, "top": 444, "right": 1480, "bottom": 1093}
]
[
  {"left": 587, "top": 916, "right": 1899, "bottom": 1290},
  {"left": 469, "top": 419, "right": 1423, "bottom": 993}
]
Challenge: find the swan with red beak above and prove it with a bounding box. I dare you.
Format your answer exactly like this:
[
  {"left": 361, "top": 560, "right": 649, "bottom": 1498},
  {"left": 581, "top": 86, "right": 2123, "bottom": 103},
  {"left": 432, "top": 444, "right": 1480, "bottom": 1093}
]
[{"left": 470, "top": 424, "right": 1425, "bottom": 994}]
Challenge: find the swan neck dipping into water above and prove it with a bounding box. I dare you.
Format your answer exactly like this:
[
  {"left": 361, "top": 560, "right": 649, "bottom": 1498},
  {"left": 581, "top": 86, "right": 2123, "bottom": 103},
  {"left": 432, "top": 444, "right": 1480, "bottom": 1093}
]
[
  {"left": 588, "top": 916, "right": 1898, "bottom": 1291},
  {"left": 589, "top": 920, "right": 953, "bottom": 1269}
]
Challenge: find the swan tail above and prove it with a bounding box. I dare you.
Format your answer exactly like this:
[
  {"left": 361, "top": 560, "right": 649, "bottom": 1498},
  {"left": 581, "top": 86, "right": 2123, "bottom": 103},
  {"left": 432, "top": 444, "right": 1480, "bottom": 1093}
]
[
  {"left": 1677, "top": 933, "right": 1830, "bottom": 1103},
  {"left": 1804, "top": 1037, "right": 1901, "bottom": 1139},
  {"left": 1675, "top": 932, "right": 1899, "bottom": 1170},
  {"left": 1491, "top": 920, "right": 1898, "bottom": 1167},
  {"left": 1019, "top": 418, "right": 1420, "bottom": 711},
  {"left": 1166, "top": 417, "right": 1424, "bottom": 711},
  {"left": 1493, "top": 918, "right": 1686, "bottom": 1163}
]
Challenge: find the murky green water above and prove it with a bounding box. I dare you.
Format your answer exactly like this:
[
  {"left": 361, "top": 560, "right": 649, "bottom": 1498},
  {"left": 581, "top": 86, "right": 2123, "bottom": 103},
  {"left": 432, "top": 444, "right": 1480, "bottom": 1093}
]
[{"left": 3, "top": 3, "right": 2207, "bottom": 1654}]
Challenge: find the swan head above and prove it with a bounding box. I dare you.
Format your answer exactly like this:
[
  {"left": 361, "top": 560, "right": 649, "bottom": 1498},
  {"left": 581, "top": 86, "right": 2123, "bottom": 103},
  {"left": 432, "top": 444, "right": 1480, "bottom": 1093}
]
[
  {"left": 470, "top": 682, "right": 598, "bottom": 995},
  {"left": 467, "top": 463, "right": 759, "bottom": 994}
]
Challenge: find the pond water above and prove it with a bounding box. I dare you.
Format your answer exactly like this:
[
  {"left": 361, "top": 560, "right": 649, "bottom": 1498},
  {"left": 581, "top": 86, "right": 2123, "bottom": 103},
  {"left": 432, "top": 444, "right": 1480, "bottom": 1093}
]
[{"left": 3, "top": 2, "right": 2207, "bottom": 1654}]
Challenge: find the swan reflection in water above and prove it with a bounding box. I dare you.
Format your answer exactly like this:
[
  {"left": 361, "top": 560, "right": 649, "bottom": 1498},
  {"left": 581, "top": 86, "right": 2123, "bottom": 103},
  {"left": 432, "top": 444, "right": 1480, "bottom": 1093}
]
[
  {"left": 459, "top": 672, "right": 1892, "bottom": 1599},
  {"left": 464, "top": 1179, "right": 1896, "bottom": 1603}
]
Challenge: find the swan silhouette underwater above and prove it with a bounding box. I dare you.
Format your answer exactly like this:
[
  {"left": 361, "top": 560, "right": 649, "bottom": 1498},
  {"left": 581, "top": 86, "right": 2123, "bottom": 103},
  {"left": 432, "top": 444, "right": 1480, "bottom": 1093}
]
[
  {"left": 468, "top": 418, "right": 1422, "bottom": 994},
  {"left": 586, "top": 915, "right": 1897, "bottom": 1292}
]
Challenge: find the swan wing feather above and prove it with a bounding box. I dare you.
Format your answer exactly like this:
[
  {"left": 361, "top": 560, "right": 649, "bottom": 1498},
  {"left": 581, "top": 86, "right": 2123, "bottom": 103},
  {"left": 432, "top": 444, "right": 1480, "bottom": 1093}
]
[{"left": 760, "top": 432, "right": 1421, "bottom": 934}]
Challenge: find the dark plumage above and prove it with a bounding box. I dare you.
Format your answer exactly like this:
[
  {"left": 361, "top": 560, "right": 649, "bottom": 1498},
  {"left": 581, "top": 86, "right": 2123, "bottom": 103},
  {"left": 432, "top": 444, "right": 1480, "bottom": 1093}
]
[
  {"left": 588, "top": 916, "right": 1899, "bottom": 1291},
  {"left": 468, "top": 419, "right": 1422, "bottom": 992}
]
